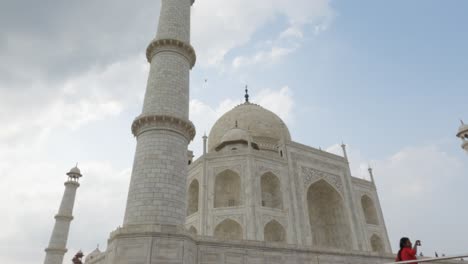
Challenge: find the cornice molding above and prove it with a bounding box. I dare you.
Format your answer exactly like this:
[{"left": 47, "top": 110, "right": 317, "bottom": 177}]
[
  {"left": 54, "top": 214, "right": 74, "bottom": 221},
  {"left": 146, "top": 38, "right": 196, "bottom": 69},
  {"left": 132, "top": 114, "right": 196, "bottom": 141},
  {"left": 45, "top": 247, "right": 68, "bottom": 254}
]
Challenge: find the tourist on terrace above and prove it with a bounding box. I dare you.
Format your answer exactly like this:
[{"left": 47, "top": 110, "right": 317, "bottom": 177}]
[{"left": 396, "top": 237, "right": 421, "bottom": 263}]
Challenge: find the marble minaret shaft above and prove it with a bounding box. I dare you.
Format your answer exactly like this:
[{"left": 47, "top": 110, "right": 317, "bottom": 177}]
[
  {"left": 123, "top": 0, "right": 196, "bottom": 227},
  {"left": 44, "top": 167, "right": 82, "bottom": 264}
]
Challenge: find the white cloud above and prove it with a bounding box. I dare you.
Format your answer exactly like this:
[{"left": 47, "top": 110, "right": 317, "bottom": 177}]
[
  {"left": 0, "top": 55, "right": 148, "bottom": 263},
  {"left": 0, "top": 158, "right": 130, "bottom": 264},
  {"left": 328, "top": 143, "right": 468, "bottom": 255},
  {"left": 192, "top": 0, "right": 334, "bottom": 66},
  {"left": 232, "top": 45, "right": 298, "bottom": 69},
  {"left": 280, "top": 26, "right": 304, "bottom": 40},
  {"left": 0, "top": 55, "right": 147, "bottom": 149},
  {"left": 231, "top": 21, "right": 308, "bottom": 69}
]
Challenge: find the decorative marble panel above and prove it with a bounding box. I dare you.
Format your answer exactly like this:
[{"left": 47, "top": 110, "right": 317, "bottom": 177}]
[
  {"left": 213, "top": 164, "right": 242, "bottom": 176},
  {"left": 301, "top": 166, "right": 344, "bottom": 195},
  {"left": 213, "top": 214, "right": 244, "bottom": 227},
  {"left": 262, "top": 214, "right": 286, "bottom": 227}
]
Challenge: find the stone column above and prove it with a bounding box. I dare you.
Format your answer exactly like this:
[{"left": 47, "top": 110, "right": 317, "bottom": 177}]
[
  {"left": 44, "top": 167, "right": 82, "bottom": 264},
  {"left": 123, "top": 0, "right": 196, "bottom": 228},
  {"left": 106, "top": 1, "right": 197, "bottom": 263}
]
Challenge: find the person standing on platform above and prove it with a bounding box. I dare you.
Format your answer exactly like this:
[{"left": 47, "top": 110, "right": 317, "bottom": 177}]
[{"left": 396, "top": 237, "right": 421, "bottom": 263}]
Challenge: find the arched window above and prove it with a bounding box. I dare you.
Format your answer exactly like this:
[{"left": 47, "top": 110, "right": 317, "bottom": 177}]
[
  {"left": 188, "top": 226, "right": 197, "bottom": 235},
  {"left": 187, "top": 179, "right": 199, "bottom": 216},
  {"left": 370, "top": 234, "right": 384, "bottom": 253},
  {"left": 361, "top": 195, "right": 379, "bottom": 225},
  {"left": 261, "top": 172, "right": 283, "bottom": 209},
  {"left": 214, "top": 170, "right": 241, "bottom": 208},
  {"left": 214, "top": 219, "right": 243, "bottom": 240},
  {"left": 264, "top": 220, "right": 286, "bottom": 243},
  {"left": 307, "top": 180, "right": 352, "bottom": 250}
]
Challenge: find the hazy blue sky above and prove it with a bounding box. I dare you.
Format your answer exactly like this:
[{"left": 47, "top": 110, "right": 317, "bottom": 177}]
[{"left": 0, "top": 1, "right": 466, "bottom": 263}]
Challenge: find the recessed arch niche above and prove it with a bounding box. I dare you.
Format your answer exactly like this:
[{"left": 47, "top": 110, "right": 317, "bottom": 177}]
[
  {"left": 264, "top": 220, "right": 286, "bottom": 243},
  {"left": 370, "top": 234, "right": 384, "bottom": 253},
  {"left": 307, "top": 179, "right": 352, "bottom": 250},
  {"left": 261, "top": 172, "right": 283, "bottom": 209},
  {"left": 187, "top": 179, "right": 199, "bottom": 216},
  {"left": 213, "top": 219, "right": 243, "bottom": 240},
  {"left": 214, "top": 170, "right": 241, "bottom": 208},
  {"left": 361, "top": 195, "right": 379, "bottom": 225}
]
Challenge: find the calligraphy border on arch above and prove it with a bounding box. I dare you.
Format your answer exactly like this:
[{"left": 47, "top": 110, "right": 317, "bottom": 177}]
[
  {"left": 213, "top": 164, "right": 242, "bottom": 176},
  {"left": 301, "top": 166, "right": 344, "bottom": 195},
  {"left": 257, "top": 164, "right": 282, "bottom": 178},
  {"left": 261, "top": 214, "right": 286, "bottom": 227},
  {"left": 213, "top": 214, "right": 244, "bottom": 227}
]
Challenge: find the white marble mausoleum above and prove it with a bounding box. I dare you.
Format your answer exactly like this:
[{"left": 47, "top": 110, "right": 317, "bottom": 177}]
[{"left": 44, "top": 0, "right": 457, "bottom": 264}]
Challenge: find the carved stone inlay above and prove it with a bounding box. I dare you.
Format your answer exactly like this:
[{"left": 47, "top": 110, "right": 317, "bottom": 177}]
[
  {"left": 301, "top": 166, "right": 344, "bottom": 194},
  {"left": 213, "top": 165, "right": 242, "bottom": 176},
  {"left": 257, "top": 165, "right": 281, "bottom": 178},
  {"left": 262, "top": 214, "right": 286, "bottom": 227},
  {"left": 146, "top": 38, "right": 197, "bottom": 68},
  {"left": 131, "top": 114, "right": 196, "bottom": 141},
  {"left": 214, "top": 214, "right": 244, "bottom": 227}
]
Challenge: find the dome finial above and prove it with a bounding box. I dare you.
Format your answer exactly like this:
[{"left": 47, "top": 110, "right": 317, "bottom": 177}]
[{"left": 244, "top": 85, "right": 249, "bottom": 103}]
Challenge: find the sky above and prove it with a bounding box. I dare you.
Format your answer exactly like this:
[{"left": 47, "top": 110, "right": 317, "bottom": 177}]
[{"left": 0, "top": 0, "right": 467, "bottom": 263}]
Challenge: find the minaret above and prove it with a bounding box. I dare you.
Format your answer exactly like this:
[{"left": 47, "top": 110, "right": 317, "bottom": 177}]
[
  {"left": 203, "top": 133, "right": 208, "bottom": 155},
  {"left": 341, "top": 142, "right": 349, "bottom": 161},
  {"left": 368, "top": 166, "right": 375, "bottom": 184},
  {"left": 123, "top": 0, "right": 196, "bottom": 228},
  {"left": 106, "top": 1, "right": 196, "bottom": 262},
  {"left": 44, "top": 166, "right": 82, "bottom": 264}
]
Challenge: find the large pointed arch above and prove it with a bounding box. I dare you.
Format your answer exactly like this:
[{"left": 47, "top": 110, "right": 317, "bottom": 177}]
[
  {"left": 187, "top": 179, "right": 199, "bottom": 216},
  {"left": 214, "top": 170, "right": 241, "bottom": 208},
  {"left": 307, "top": 179, "right": 352, "bottom": 250},
  {"left": 264, "top": 220, "right": 286, "bottom": 243},
  {"left": 188, "top": 226, "right": 197, "bottom": 235},
  {"left": 361, "top": 195, "right": 379, "bottom": 225},
  {"left": 370, "top": 234, "right": 384, "bottom": 253},
  {"left": 261, "top": 172, "right": 283, "bottom": 209},
  {"left": 213, "top": 219, "right": 243, "bottom": 240}
]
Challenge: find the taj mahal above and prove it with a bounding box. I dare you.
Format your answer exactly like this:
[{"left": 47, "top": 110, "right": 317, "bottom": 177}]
[{"left": 41, "top": 1, "right": 466, "bottom": 264}]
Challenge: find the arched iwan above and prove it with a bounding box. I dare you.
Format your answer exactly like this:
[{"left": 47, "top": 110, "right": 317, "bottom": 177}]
[
  {"left": 370, "top": 234, "right": 384, "bottom": 253},
  {"left": 264, "top": 220, "right": 286, "bottom": 243},
  {"left": 187, "top": 179, "right": 199, "bottom": 216},
  {"left": 261, "top": 172, "right": 283, "bottom": 209},
  {"left": 361, "top": 195, "right": 379, "bottom": 225},
  {"left": 188, "top": 226, "right": 197, "bottom": 235},
  {"left": 307, "top": 179, "right": 352, "bottom": 250},
  {"left": 214, "top": 219, "right": 243, "bottom": 240},
  {"left": 214, "top": 170, "right": 241, "bottom": 208}
]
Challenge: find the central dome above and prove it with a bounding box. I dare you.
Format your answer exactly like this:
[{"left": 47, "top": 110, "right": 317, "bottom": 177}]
[{"left": 208, "top": 103, "right": 291, "bottom": 152}]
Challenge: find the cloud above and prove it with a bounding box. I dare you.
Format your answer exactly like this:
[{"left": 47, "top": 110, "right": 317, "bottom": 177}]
[
  {"left": 0, "top": 0, "right": 158, "bottom": 87},
  {"left": 0, "top": 55, "right": 147, "bottom": 152},
  {"left": 328, "top": 143, "right": 468, "bottom": 255},
  {"left": 192, "top": 0, "right": 334, "bottom": 66},
  {"left": 0, "top": 55, "right": 147, "bottom": 263},
  {"left": 0, "top": 158, "right": 130, "bottom": 264},
  {"left": 232, "top": 45, "right": 298, "bottom": 69},
  {"left": 231, "top": 24, "right": 305, "bottom": 69}
]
